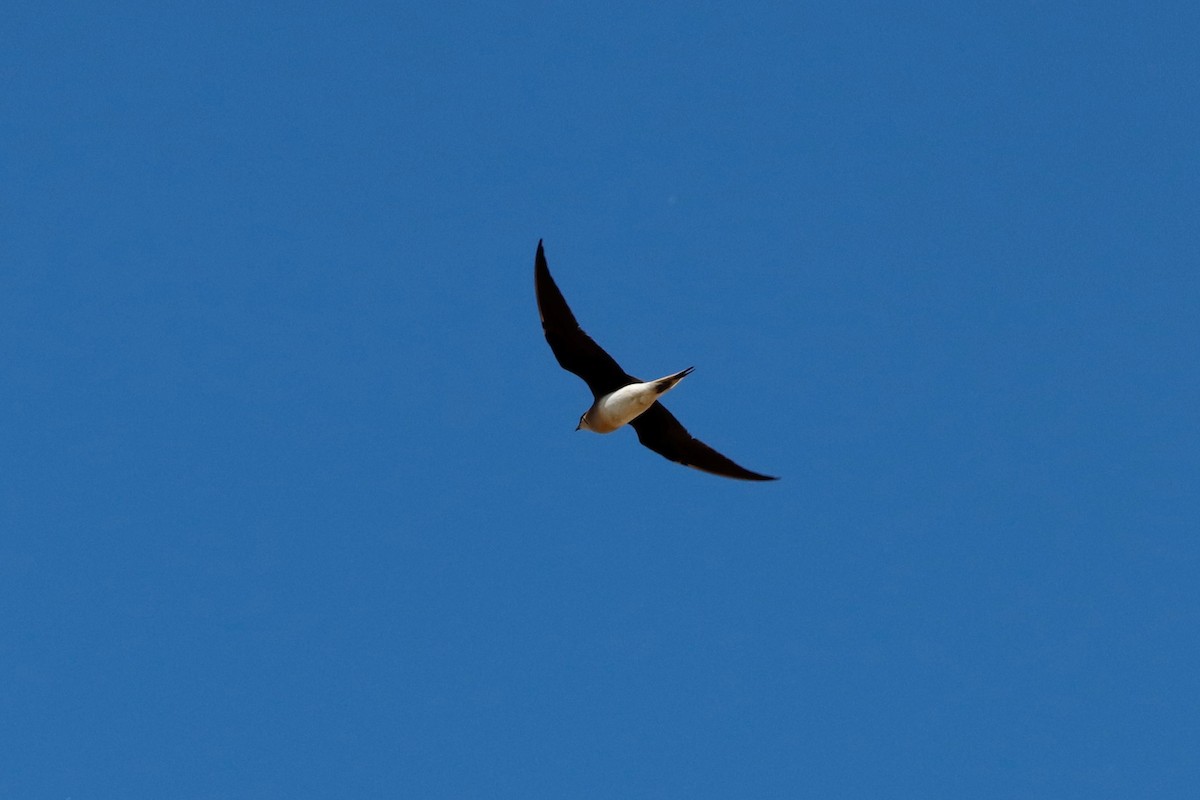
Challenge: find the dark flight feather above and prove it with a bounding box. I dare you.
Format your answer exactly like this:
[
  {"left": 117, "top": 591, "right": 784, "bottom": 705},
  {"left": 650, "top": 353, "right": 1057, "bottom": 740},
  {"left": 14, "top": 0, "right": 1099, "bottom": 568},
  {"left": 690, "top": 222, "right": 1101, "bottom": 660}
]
[
  {"left": 534, "top": 240, "right": 636, "bottom": 398},
  {"left": 630, "top": 403, "right": 778, "bottom": 481}
]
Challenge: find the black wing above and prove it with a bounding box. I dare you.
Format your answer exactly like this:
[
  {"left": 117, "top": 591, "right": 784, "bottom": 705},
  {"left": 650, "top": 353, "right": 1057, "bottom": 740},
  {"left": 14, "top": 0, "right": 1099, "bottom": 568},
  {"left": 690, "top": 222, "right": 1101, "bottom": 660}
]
[
  {"left": 630, "top": 402, "right": 779, "bottom": 481},
  {"left": 535, "top": 240, "right": 637, "bottom": 398}
]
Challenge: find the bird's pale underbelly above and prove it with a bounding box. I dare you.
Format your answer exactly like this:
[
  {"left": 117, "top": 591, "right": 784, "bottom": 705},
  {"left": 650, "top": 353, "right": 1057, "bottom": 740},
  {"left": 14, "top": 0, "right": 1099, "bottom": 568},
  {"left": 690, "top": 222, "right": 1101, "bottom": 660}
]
[{"left": 589, "top": 383, "right": 659, "bottom": 433}]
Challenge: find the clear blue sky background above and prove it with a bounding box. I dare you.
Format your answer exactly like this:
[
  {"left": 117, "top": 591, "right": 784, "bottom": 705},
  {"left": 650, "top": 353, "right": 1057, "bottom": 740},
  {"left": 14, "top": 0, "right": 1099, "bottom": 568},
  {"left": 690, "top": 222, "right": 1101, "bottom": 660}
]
[{"left": 3, "top": 2, "right": 1198, "bottom": 797}]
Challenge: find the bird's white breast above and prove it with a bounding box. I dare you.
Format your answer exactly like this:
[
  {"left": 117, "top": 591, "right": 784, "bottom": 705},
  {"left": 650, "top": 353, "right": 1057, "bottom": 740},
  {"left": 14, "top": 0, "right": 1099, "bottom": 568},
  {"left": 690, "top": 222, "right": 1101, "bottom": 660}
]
[{"left": 588, "top": 382, "right": 660, "bottom": 433}]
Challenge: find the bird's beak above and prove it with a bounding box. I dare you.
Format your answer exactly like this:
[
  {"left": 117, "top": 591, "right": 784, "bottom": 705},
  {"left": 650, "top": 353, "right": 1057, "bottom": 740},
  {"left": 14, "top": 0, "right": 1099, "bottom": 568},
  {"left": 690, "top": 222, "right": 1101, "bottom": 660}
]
[{"left": 574, "top": 422, "right": 581, "bottom": 431}]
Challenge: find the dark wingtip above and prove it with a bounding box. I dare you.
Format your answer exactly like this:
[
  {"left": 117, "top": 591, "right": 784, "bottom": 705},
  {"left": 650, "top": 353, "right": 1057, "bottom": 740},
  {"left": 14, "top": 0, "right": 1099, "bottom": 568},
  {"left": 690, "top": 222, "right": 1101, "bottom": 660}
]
[
  {"left": 730, "top": 462, "right": 779, "bottom": 481},
  {"left": 718, "top": 469, "right": 780, "bottom": 482}
]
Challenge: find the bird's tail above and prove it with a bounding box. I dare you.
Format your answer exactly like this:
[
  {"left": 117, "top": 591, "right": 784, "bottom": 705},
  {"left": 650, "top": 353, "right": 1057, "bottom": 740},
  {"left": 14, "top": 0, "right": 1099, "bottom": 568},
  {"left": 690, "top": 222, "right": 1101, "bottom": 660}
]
[{"left": 652, "top": 366, "right": 695, "bottom": 395}]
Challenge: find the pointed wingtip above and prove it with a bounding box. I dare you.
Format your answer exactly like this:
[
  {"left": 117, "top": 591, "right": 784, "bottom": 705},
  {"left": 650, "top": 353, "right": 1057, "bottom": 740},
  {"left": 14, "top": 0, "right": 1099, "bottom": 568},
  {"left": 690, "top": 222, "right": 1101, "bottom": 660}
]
[
  {"left": 703, "top": 466, "right": 779, "bottom": 482},
  {"left": 712, "top": 460, "right": 779, "bottom": 482},
  {"left": 739, "top": 471, "right": 780, "bottom": 482}
]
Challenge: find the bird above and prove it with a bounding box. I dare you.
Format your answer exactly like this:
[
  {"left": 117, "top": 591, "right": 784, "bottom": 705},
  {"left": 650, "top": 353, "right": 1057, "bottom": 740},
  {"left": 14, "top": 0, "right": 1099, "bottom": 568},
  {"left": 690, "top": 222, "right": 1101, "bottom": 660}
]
[{"left": 534, "top": 239, "right": 778, "bottom": 481}]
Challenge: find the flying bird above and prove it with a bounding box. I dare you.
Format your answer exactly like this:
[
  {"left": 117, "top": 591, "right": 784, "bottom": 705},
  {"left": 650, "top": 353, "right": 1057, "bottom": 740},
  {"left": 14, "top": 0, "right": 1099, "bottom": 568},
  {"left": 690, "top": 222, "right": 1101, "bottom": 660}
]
[{"left": 534, "top": 240, "right": 778, "bottom": 481}]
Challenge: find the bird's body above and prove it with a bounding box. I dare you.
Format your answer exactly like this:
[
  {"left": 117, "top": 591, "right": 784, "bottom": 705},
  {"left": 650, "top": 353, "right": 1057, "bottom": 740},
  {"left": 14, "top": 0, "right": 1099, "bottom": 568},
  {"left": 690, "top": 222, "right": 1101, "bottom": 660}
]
[
  {"left": 579, "top": 367, "right": 694, "bottom": 433},
  {"left": 534, "top": 240, "right": 777, "bottom": 482}
]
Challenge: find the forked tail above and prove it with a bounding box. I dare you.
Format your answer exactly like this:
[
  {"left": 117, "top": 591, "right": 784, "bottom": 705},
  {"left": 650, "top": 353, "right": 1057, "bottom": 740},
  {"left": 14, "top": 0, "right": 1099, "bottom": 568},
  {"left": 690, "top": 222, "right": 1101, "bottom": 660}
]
[{"left": 653, "top": 366, "right": 695, "bottom": 394}]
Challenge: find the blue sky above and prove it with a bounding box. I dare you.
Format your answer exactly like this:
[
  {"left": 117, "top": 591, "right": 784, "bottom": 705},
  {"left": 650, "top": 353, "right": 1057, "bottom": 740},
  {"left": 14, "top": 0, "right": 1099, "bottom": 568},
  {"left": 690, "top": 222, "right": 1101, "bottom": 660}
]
[{"left": 3, "top": 1, "right": 1198, "bottom": 797}]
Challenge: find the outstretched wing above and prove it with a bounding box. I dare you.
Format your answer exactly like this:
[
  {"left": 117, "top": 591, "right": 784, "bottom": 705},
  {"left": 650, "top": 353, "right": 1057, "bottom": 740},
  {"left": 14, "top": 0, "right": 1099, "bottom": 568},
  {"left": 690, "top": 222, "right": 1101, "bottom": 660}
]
[
  {"left": 534, "top": 240, "right": 637, "bottom": 398},
  {"left": 630, "top": 402, "right": 778, "bottom": 481}
]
